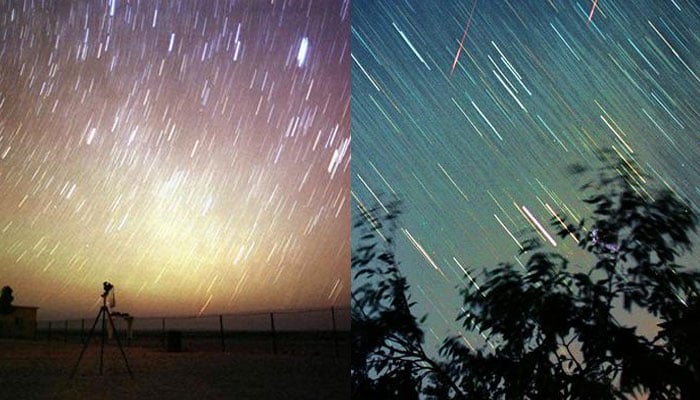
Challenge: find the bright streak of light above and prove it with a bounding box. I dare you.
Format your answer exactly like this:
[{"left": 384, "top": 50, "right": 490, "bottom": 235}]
[
  {"left": 544, "top": 203, "right": 579, "bottom": 244},
  {"left": 197, "top": 294, "right": 213, "bottom": 317},
  {"left": 328, "top": 279, "right": 342, "bottom": 300},
  {"left": 352, "top": 53, "right": 381, "bottom": 92},
  {"left": 297, "top": 37, "right": 309, "bottom": 67},
  {"left": 480, "top": 331, "right": 496, "bottom": 350},
  {"left": 352, "top": 190, "right": 387, "bottom": 242},
  {"left": 450, "top": 0, "right": 478, "bottom": 75},
  {"left": 521, "top": 205, "right": 557, "bottom": 247},
  {"left": 648, "top": 20, "right": 699, "bottom": 82},
  {"left": 451, "top": 97, "right": 485, "bottom": 138},
  {"left": 392, "top": 22, "right": 431, "bottom": 71},
  {"left": 356, "top": 173, "right": 389, "bottom": 213},
  {"left": 471, "top": 100, "right": 503, "bottom": 141},
  {"left": 437, "top": 163, "right": 469, "bottom": 201},
  {"left": 453, "top": 257, "right": 484, "bottom": 297},
  {"left": 369, "top": 161, "right": 397, "bottom": 195},
  {"left": 427, "top": 327, "right": 441, "bottom": 343},
  {"left": 491, "top": 65, "right": 527, "bottom": 112},
  {"left": 492, "top": 41, "right": 532, "bottom": 96},
  {"left": 402, "top": 228, "right": 445, "bottom": 276},
  {"left": 168, "top": 32, "right": 175, "bottom": 52},
  {"left": 458, "top": 331, "right": 475, "bottom": 351},
  {"left": 610, "top": 147, "right": 651, "bottom": 201},
  {"left": 550, "top": 23, "right": 581, "bottom": 61},
  {"left": 587, "top": 0, "right": 599, "bottom": 24},
  {"left": 493, "top": 214, "right": 524, "bottom": 249},
  {"left": 600, "top": 115, "right": 634, "bottom": 154},
  {"left": 514, "top": 255, "right": 526, "bottom": 271},
  {"left": 452, "top": 257, "right": 469, "bottom": 276}
]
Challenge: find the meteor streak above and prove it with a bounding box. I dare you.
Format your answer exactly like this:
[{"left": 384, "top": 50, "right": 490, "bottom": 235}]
[
  {"left": 587, "top": 0, "right": 599, "bottom": 24},
  {"left": 450, "top": 0, "right": 478, "bottom": 75}
]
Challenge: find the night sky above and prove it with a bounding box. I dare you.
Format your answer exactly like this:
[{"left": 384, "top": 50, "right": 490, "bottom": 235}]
[
  {"left": 0, "top": 0, "right": 350, "bottom": 320},
  {"left": 351, "top": 0, "right": 699, "bottom": 350}
]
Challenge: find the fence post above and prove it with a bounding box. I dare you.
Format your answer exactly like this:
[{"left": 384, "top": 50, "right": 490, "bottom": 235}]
[
  {"left": 48, "top": 321, "right": 52, "bottom": 342},
  {"left": 270, "top": 312, "right": 278, "bottom": 355},
  {"left": 64, "top": 320, "right": 68, "bottom": 343},
  {"left": 161, "top": 318, "right": 166, "bottom": 348},
  {"left": 219, "top": 314, "right": 226, "bottom": 352},
  {"left": 331, "top": 307, "right": 339, "bottom": 357}
]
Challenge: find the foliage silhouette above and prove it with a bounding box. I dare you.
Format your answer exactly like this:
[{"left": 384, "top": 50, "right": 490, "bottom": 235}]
[
  {"left": 351, "top": 154, "right": 699, "bottom": 399},
  {"left": 0, "top": 286, "right": 14, "bottom": 315},
  {"left": 352, "top": 200, "right": 457, "bottom": 399}
]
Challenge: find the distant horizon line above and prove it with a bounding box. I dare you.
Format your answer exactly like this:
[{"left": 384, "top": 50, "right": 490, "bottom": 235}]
[{"left": 36, "top": 304, "right": 351, "bottom": 322}]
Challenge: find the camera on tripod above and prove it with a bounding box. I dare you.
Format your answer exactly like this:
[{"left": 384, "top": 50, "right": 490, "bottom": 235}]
[
  {"left": 70, "top": 280, "right": 132, "bottom": 378},
  {"left": 102, "top": 281, "right": 114, "bottom": 298}
]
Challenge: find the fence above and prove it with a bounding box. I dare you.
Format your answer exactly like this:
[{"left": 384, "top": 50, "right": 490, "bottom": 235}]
[{"left": 36, "top": 306, "right": 350, "bottom": 357}]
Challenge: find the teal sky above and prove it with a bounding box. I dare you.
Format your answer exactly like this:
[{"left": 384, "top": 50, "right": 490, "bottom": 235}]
[{"left": 351, "top": 0, "right": 699, "bottom": 350}]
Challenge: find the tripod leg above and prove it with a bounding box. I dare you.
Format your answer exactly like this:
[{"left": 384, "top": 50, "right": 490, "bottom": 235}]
[
  {"left": 100, "top": 306, "right": 106, "bottom": 375},
  {"left": 106, "top": 311, "right": 134, "bottom": 377},
  {"left": 70, "top": 307, "right": 103, "bottom": 378}
]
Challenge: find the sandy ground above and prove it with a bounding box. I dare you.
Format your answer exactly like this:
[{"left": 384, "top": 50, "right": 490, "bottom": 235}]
[{"left": 0, "top": 339, "right": 349, "bottom": 399}]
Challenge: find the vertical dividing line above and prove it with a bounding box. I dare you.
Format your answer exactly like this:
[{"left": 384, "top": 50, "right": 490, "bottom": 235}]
[
  {"left": 270, "top": 312, "right": 278, "bottom": 355},
  {"left": 100, "top": 308, "right": 106, "bottom": 375},
  {"left": 161, "top": 318, "right": 166, "bottom": 349},
  {"left": 219, "top": 314, "right": 225, "bottom": 352},
  {"left": 331, "top": 307, "right": 339, "bottom": 357}
]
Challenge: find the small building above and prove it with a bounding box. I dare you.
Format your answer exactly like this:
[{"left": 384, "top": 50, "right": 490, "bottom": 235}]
[{"left": 0, "top": 306, "right": 39, "bottom": 339}]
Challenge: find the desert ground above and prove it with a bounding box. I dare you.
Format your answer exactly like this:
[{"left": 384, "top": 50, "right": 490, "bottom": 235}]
[{"left": 0, "top": 337, "right": 349, "bottom": 399}]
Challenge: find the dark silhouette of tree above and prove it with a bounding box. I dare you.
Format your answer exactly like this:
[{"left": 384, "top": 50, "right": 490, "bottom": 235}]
[
  {"left": 0, "top": 286, "right": 14, "bottom": 315},
  {"left": 352, "top": 153, "right": 699, "bottom": 399},
  {"left": 352, "top": 200, "right": 460, "bottom": 399}
]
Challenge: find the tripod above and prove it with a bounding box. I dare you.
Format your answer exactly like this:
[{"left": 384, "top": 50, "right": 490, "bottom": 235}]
[{"left": 70, "top": 287, "right": 133, "bottom": 378}]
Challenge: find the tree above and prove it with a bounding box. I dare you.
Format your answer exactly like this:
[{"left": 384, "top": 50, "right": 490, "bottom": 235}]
[
  {"left": 0, "top": 286, "right": 14, "bottom": 315},
  {"left": 352, "top": 154, "right": 700, "bottom": 399},
  {"left": 352, "top": 200, "right": 455, "bottom": 399}
]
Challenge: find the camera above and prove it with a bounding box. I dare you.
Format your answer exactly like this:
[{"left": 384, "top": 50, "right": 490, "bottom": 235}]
[{"left": 102, "top": 281, "right": 114, "bottom": 297}]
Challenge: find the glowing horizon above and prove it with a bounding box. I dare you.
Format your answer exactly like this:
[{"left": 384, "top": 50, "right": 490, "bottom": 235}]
[{"left": 0, "top": 0, "right": 350, "bottom": 321}]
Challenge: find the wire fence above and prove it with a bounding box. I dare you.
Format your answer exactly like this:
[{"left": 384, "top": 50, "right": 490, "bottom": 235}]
[{"left": 36, "top": 306, "right": 350, "bottom": 357}]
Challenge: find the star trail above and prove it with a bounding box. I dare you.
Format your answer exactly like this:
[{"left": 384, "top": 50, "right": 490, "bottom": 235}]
[
  {"left": 0, "top": 0, "right": 350, "bottom": 320},
  {"left": 351, "top": 0, "right": 699, "bottom": 348}
]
